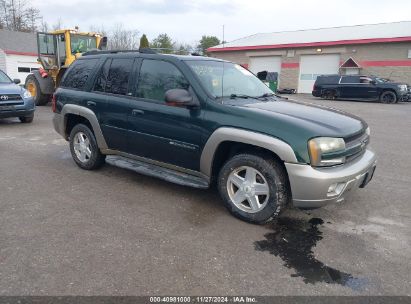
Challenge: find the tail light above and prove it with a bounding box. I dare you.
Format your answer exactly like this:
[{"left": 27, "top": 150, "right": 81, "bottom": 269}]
[{"left": 51, "top": 94, "right": 56, "bottom": 112}]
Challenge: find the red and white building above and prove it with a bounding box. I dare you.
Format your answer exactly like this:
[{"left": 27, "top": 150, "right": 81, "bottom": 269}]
[
  {"left": 208, "top": 21, "right": 411, "bottom": 93},
  {"left": 0, "top": 29, "right": 41, "bottom": 82}
]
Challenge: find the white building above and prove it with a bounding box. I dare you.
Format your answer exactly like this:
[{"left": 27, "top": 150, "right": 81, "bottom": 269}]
[{"left": 0, "top": 29, "right": 41, "bottom": 82}]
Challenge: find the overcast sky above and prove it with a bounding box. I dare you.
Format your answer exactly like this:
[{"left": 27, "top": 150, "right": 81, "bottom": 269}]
[{"left": 32, "top": 0, "right": 411, "bottom": 46}]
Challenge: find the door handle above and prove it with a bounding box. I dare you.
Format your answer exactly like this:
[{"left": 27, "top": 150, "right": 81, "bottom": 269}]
[
  {"left": 132, "top": 109, "right": 144, "bottom": 116},
  {"left": 87, "top": 101, "right": 96, "bottom": 107}
]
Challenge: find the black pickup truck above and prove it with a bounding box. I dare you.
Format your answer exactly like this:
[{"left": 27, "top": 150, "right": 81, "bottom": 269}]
[{"left": 312, "top": 74, "right": 410, "bottom": 103}]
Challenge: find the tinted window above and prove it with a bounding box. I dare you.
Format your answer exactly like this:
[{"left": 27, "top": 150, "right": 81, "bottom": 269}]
[
  {"left": 62, "top": 59, "right": 98, "bottom": 90},
  {"left": 105, "top": 58, "right": 134, "bottom": 95},
  {"left": 359, "top": 76, "right": 373, "bottom": 84},
  {"left": 340, "top": 76, "right": 360, "bottom": 84},
  {"left": 93, "top": 59, "right": 111, "bottom": 92},
  {"left": 136, "top": 60, "right": 189, "bottom": 102},
  {"left": 315, "top": 75, "right": 340, "bottom": 85},
  {"left": 18, "top": 67, "right": 31, "bottom": 73}
]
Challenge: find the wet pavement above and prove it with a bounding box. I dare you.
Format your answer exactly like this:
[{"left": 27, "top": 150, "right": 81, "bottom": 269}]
[{"left": 0, "top": 97, "right": 410, "bottom": 295}]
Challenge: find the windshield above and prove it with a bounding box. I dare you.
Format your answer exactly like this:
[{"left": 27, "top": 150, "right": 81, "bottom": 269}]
[
  {"left": 71, "top": 35, "right": 97, "bottom": 54},
  {"left": 186, "top": 60, "right": 273, "bottom": 99},
  {"left": 0, "top": 70, "right": 12, "bottom": 83}
]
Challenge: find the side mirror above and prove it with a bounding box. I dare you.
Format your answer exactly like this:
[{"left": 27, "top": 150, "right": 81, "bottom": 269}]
[
  {"left": 165, "top": 89, "right": 199, "bottom": 108},
  {"left": 13, "top": 79, "right": 21, "bottom": 84},
  {"left": 370, "top": 80, "right": 376, "bottom": 85}
]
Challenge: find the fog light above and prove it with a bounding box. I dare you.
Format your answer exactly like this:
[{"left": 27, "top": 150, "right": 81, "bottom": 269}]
[{"left": 327, "top": 182, "right": 346, "bottom": 197}]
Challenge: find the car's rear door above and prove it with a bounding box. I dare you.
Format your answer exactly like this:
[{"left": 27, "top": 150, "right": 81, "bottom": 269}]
[
  {"left": 92, "top": 56, "right": 137, "bottom": 151},
  {"left": 127, "top": 59, "right": 205, "bottom": 171},
  {"left": 339, "top": 76, "right": 361, "bottom": 98}
]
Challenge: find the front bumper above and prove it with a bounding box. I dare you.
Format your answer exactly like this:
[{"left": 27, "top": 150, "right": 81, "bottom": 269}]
[
  {"left": 285, "top": 149, "right": 377, "bottom": 208},
  {"left": 0, "top": 97, "right": 35, "bottom": 119}
]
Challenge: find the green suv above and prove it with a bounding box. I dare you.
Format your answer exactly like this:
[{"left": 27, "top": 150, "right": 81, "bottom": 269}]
[{"left": 53, "top": 51, "right": 377, "bottom": 224}]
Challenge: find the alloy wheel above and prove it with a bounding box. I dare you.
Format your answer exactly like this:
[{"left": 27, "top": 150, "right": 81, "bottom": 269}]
[
  {"left": 227, "top": 166, "right": 270, "bottom": 213},
  {"left": 73, "top": 132, "right": 92, "bottom": 163}
]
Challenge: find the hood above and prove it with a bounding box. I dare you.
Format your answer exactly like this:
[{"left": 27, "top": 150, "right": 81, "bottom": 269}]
[
  {"left": 233, "top": 99, "right": 366, "bottom": 138},
  {"left": 0, "top": 82, "right": 23, "bottom": 95}
]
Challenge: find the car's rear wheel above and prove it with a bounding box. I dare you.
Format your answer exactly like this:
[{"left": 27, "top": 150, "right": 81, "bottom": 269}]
[
  {"left": 218, "top": 153, "right": 289, "bottom": 224},
  {"left": 321, "top": 90, "right": 336, "bottom": 100},
  {"left": 19, "top": 115, "right": 34, "bottom": 123},
  {"left": 380, "top": 91, "right": 397, "bottom": 104},
  {"left": 69, "top": 124, "right": 105, "bottom": 170},
  {"left": 25, "top": 75, "right": 50, "bottom": 106}
]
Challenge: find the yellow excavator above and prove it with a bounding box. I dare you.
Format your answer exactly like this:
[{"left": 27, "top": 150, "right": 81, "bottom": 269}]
[{"left": 25, "top": 28, "right": 107, "bottom": 105}]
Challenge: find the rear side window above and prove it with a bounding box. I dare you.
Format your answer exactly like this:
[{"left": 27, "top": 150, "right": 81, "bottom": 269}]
[
  {"left": 61, "top": 59, "right": 98, "bottom": 90},
  {"left": 340, "top": 76, "right": 360, "bottom": 84},
  {"left": 315, "top": 75, "right": 340, "bottom": 85},
  {"left": 93, "top": 58, "right": 134, "bottom": 95},
  {"left": 136, "top": 60, "right": 189, "bottom": 102}
]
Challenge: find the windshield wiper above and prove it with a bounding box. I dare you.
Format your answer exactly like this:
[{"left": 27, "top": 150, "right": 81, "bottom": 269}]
[
  {"left": 230, "top": 94, "right": 256, "bottom": 99},
  {"left": 257, "top": 93, "right": 287, "bottom": 100}
]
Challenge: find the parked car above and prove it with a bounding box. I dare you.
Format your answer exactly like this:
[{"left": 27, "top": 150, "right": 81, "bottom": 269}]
[
  {"left": 0, "top": 69, "right": 35, "bottom": 123},
  {"left": 53, "top": 52, "right": 377, "bottom": 224},
  {"left": 312, "top": 74, "right": 409, "bottom": 103}
]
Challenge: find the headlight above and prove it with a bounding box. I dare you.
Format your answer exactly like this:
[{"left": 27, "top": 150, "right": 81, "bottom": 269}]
[
  {"left": 398, "top": 85, "right": 407, "bottom": 91},
  {"left": 365, "top": 126, "right": 370, "bottom": 136},
  {"left": 308, "top": 137, "right": 346, "bottom": 167},
  {"left": 22, "top": 89, "right": 32, "bottom": 98}
]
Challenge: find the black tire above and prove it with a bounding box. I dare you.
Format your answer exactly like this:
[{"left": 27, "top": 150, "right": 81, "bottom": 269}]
[
  {"left": 380, "top": 91, "right": 397, "bottom": 104},
  {"left": 217, "top": 153, "right": 290, "bottom": 224},
  {"left": 25, "top": 74, "right": 51, "bottom": 106},
  {"left": 321, "top": 90, "right": 336, "bottom": 100},
  {"left": 19, "top": 115, "right": 34, "bottom": 123},
  {"left": 69, "top": 124, "right": 105, "bottom": 170}
]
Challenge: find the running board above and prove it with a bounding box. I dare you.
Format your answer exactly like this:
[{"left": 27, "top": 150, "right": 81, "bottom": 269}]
[{"left": 106, "top": 156, "right": 209, "bottom": 189}]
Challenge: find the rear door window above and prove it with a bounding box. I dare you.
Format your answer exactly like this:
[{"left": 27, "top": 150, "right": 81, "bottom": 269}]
[
  {"left": 93, "top": 58, "right": 134, "bottom": 95},
  {"left": 105, "top": 58, "right": 134, "bottom": 95},
  {"left": 136, "top": 60, "right": 189, "bottom": 102},
  {"left": 93, "top": 59, "right": 111, "bottom": 92},
  {"left": 340, "top": 76, "right": 360, "bottom": 84},
  {"left": 61, "top": 59, "right": 98, "bottom": 90}
]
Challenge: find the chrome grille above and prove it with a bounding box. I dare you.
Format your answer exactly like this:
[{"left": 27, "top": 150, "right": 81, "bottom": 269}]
[
  {"left": 0, "top": 94, "right": 22, "bottom": 101},
  {"left": 345, "top": 130, "right": 369, "bottom": 162}
]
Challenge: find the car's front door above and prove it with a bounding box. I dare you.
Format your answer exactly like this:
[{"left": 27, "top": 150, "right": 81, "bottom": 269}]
[
  {"left": 356, "top": 76, "right": 379, "bottom": 99},
  {"left": 127, "top": 59, "right": 205, "bottom": 171},
  {"left": 92, "top": 57, "right": 136, "bottom": 151}
]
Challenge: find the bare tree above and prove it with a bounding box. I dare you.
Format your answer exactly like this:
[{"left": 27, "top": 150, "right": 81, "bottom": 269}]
[
  {"left": 106, "top": 23, "right": 139, "bottom": 50},
  {"left": 51, "top": 17, "right": 63, "bottom": 31},
  {"left": 0, "top": 0, "right": 42, "bottom": 32}
]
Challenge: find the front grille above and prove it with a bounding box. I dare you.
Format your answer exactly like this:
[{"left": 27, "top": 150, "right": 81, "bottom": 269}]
[
  {"left": 0, "top": 94, "right": 22, "bottom": 101},
  {"left": 345, "top": 130, "right": 369, "bottom": 163}
]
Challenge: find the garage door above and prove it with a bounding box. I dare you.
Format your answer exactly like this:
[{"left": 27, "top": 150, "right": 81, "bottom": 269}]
[
  {"left": 249, "top": 56, "right": 281, "bottom": 76},
  {"left": 298, "top": 54, "right": 340, "bottom": 93}
]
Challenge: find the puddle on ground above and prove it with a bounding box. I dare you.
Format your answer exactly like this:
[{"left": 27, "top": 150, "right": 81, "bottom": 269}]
[{"left": 254, "top": 217, "right": 368, "bottom": 291}]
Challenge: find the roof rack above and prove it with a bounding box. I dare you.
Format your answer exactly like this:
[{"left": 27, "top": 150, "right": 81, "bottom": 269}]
[{"left": 82, "top": 48, "right": 157, "bottom": 56}]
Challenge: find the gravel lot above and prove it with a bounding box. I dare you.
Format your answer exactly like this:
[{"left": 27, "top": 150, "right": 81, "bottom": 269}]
[{"left": 0, "top": 95, "right": 410, "bottom": 296}]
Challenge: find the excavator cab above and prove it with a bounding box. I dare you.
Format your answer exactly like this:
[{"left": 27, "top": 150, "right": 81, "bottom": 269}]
[{"left": 26, "top": 29, "right": 105, "bottom": 105}]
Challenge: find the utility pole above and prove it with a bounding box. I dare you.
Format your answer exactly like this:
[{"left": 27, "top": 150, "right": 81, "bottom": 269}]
[{"left": 222, "top": 25, "right": 225, "bottom": 48}]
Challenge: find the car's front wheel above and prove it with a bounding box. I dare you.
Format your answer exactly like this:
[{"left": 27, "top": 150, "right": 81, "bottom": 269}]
[
  {"left": 380, "top": 91, "right": 397, "bottom": 104},
  {"left": 218, "top": 153, "right": 289, "bottom": 224},
  {"left": 69, "top": 124, "right": 105, "bottom": 170},
  {"left": 19, "top": 115, "right": 34, "bottom": 123}
]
